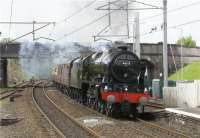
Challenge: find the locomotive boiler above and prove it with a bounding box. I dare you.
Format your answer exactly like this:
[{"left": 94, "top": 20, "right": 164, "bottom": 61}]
[{"left": 52, "top": 45, "right": 150, "bottom": 117}]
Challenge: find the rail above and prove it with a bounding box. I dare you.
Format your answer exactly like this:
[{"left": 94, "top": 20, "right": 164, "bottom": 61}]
[
  {"left": 136, "top": 117, "right": 191, "bottom": 138},
  {"left": 57, "top": 87, "right": 156, "bottom": 138},
  {"left": 0, "top": 81, "right": 33, "bottom": 100},
  {"left": 32, "top": 81, "right": 101, "bottom": 138}
]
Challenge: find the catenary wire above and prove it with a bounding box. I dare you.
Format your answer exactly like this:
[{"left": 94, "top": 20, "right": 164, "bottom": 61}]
[
  {"left": 58, "top": 0, "right": 98, "bottom": 24},
  {"left": 141, "top": 1, "right": 200, "bottom": 21},
  {"left": 56, "top": 0, "right": 136, "bottom": 41},
  {"left": 141, "top": 19, "right": 200, "bottom": 37}
]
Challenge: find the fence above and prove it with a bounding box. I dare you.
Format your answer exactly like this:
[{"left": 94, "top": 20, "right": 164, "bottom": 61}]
[{"left": 163, "top": 80, "right": 200, "bottom": 108}]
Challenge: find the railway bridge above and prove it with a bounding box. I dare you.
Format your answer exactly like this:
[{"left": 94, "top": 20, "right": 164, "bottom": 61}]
[
  {"left": 1, "top": 42, "right": 200, "bottom": 87},
  {"left": 127, "top": 42, "right": 200, "bottom": 79}
]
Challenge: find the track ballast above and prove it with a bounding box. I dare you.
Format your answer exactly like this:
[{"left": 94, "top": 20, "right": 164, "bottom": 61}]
[{"left": 32, "top": 84, "right": 99, "bottom": 138}]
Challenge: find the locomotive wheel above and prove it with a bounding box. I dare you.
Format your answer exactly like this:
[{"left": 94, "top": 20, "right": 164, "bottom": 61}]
[
  {"left": 96, "top": 101, "right": 104, "bottom": 112},
  {"left": 100, "top": 102, "right": 105, "bottom": 114},
  {"left": 90, "top": 98, "right": 96, "bottom": 109},
  {"left": 97, "top": 101, "right": 101, "bottom": 112},
  {"left": 86, "top": 98, "right": 90, "bottom": 107},
  {"left": 87, "top": 98, "right": 93, "bottom": 108},
  {"left": 93, "top": 100, "right": 97, "bottom": 110},
  {"left": 106, "top": 103, "right": 113, "bottom": 117},
  {"left": 131, "top": 106, "right": 139, "bottom": 119},
  {"left": 141, "top": 105, "right": 144, "bottom": 114},
  {"left": 106, "top": 109, "right": 112, "bottom": 117}
]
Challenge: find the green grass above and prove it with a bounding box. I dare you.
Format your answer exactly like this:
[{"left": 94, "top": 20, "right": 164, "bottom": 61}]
[
  {"left": 0, "top": 88, "right": 14, "bottom": 93},
  {"left": 169, "top": 60, "right": 200, "bottom": 80}
]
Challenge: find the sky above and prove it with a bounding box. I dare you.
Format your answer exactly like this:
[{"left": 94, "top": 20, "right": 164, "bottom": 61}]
[{"left": 0, "top": 0, "right": 200, "bottom": 46}]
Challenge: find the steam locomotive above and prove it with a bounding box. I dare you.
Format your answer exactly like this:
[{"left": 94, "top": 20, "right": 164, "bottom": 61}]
[{"left": 52, "top": 45, "right": 150, "bottom": 117}]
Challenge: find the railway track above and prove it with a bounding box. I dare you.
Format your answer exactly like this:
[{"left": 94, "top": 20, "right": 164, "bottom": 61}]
[
  {"left": 60, "top": 88, "right": 193, "bottom": 138},
  {"left": 0, "top": 80, "right": 43, "bottom": 100},
  {"left": 0, "top": 90, "right": 17, "bottom": 100},
  {"left": 146, "top": 103, "right": 165, "bottom": 109},
  {"left": 32, "top": 82, "right": 197, "bottom": 138},
  {"left": 0, "top": 81, "right": 30, "bottom": 100},
  {"left": 159, "top": 112, "right": 200, "bottom": 137},
  {"left": 49, "top": 88, "right": 155, "bottom": 138},
  {"left": 139, "top": 111, "right": 200, "bottom": 137},
  {"left": 146, "top": 100, "right": 165, "bottom": 109},
  {"left": 0, "top": 82, "right": 26, "bottom": 95},
  {"left": 32, "top": 82, "right": 101, "bottom": 138},
  {"left": 51, "top": 86, "right": 192, "bottom": 138},
  {"left": 135, "top": 117, "right": 192, "bottom": 138},
  {"left": 50, "top": 87, "right": 185, "bottom": 138},
  {"left": 169, "top": 112, "right": 200, "bottom": 125}
]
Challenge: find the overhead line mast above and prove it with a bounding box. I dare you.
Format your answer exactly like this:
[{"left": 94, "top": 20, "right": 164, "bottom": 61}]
[{"left": 163, "top": 0, "right": 168, "bottom": 87}]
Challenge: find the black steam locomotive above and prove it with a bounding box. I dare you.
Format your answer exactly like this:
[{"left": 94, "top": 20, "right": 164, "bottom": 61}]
[{"left": 52, "top": 45, "right": 149, "bottom": 117}]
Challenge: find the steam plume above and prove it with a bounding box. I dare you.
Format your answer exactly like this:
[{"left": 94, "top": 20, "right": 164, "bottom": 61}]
[{"left": 19, "top": 40, "right": 112, "bottom": 79}]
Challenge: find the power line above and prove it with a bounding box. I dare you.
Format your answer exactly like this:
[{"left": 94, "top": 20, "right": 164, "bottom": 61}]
[
  {"left": 56, "top": 1, "right": 132, "bottom": 41},
  {"left": 96, "top": 0, "right": 161, "bottom": 10},
  {"left": 3, "top": 0, "right": 97, "bottom": 41},
  {"left": 56, "top": 5, "right": 126, "bottom": 41},
  {"left": 134, "top": 0, "right": 161, "bottom": 9},
  {"left": 56, "top": 0, "right": 162, "bottom": 41},
  {"left": 141, "top": 1, "right": 200, "bottom": 21},
  {"left": 56, "top": 13, "right": 108, "bottom": 41},
  {"left": 58, "top": 0, "right": 97, "bottom": 23},
  {"left": 53, "top": 0, "right": 98, "bottom": 41},
  {"left": 119, "top": 19, "right": 200, "bottom": 41},
  {"left": 171, "top": 20, "right": 200, "bottom": 28},
  {"left": 7, "top": 23, "right": 53, "bottom": 44},
  {"left": 141, "top": 19, "right": 200, "bottom": 37},
  {"left": 95, "top": 0, "right": 134, "bottom": 37},
  {"left": 1, "top": 21, "right": 56, "bottom": 42},
  {"left": 96, "top": 0, "right": 123, "bottom": 10},
  {"left": 0, "top": 21, "right": 55, "bottom": 24}
]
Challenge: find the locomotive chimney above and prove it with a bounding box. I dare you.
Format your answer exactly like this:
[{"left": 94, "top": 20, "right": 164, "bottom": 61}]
[
  {"left": 113, "top": 41, "right": 128, "bottom": 51},
  {"left": 117, "top": 46, "right": 128, "bottom": 51}
]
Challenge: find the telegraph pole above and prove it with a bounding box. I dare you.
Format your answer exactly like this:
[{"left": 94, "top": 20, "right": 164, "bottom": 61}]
[{"left": 163, "top": 0, "right": 168, "bottom": 87}]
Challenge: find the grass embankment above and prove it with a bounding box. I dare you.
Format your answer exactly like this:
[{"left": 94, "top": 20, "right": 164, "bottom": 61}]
[
  {"left": 0, "top": 88, "right": 14, "bottom": 93},
  {"left": 169, "top": 60, "right": 200, "bottom": 80}
]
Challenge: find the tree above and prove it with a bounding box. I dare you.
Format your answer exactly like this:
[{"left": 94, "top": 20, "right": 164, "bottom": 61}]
[{"left": 176, "top": 36, "right": 196, "bottom": 48}]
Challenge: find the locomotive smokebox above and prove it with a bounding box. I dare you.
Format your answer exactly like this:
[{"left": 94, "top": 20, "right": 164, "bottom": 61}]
[{"left": 110, "top": 51, "right": 140, "bottom": 83}]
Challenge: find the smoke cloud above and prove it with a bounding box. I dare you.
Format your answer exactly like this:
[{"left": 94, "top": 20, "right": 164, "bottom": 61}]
[{"left": 19, "top": 40, "right": 112, "bottom": 79}]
